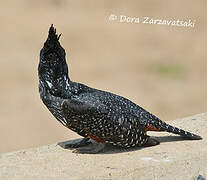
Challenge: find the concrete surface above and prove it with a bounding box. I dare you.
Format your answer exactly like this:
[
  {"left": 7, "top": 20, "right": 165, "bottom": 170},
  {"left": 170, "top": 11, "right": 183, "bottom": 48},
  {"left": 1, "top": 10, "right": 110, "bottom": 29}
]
[{"left": 0, "top": 113, "right": 206, "bottom": 180}]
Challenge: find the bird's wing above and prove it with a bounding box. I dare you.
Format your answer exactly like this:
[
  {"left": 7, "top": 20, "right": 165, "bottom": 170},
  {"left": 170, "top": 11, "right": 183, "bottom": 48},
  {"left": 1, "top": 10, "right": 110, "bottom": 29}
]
[
  {"left": 61, "top": 97, "right": 109, "bottom": 121},
  {"left": 61, "top": 90, "right": 143, "bottom": 130},
  {"left": 61, "top": 97, "right": 112, "bottom": 137},
  {"left": 61, "top": 93, "right": 147, "bottom": 144}
]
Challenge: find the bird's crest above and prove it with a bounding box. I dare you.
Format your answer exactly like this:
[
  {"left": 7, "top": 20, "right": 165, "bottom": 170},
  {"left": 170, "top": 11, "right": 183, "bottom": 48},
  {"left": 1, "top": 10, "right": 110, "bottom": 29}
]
[
  {"left": 48, "top": 24, "right": 61, "bottom": 42},
  {"left": 42, "top": 24, "right": 63, "bottom": 56}
]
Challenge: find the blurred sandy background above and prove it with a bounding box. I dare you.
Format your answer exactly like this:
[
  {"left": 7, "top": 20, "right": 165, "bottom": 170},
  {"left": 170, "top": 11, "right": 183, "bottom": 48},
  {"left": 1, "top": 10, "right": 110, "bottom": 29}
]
[{"left": 0, "top": 0, "right": 206, "bottom": 153}]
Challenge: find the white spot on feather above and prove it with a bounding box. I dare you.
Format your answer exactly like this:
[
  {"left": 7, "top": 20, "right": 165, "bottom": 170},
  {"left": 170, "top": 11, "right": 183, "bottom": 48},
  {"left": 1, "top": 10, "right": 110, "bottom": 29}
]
[{"left": 46, "top": 81, "right": 52, "bottom": 88}]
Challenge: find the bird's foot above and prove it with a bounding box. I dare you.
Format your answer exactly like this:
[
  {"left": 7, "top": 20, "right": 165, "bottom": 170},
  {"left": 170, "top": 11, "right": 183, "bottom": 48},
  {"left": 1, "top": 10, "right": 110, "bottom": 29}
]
[
  {"left": 144, "top": 137, "right": 160, "bottom": 147},
  {"left": 72, "top": 142, "right": 105, "bottom": 154},
  {"left": 62, "top": 137, "right": 91, "bottom": 149}
]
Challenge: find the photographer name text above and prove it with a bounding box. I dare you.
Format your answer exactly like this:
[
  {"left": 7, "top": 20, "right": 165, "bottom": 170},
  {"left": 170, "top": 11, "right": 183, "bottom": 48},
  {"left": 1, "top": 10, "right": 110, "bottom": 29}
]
[{"left": 108, "top": 14, "right": 195, "bottom": 28}]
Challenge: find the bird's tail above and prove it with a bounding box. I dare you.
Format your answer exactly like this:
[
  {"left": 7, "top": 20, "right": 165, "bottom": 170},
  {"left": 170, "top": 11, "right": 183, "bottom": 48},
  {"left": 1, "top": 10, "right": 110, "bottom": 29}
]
[{"left": 146, "top": 118, "right": 202, "bottom": 140}]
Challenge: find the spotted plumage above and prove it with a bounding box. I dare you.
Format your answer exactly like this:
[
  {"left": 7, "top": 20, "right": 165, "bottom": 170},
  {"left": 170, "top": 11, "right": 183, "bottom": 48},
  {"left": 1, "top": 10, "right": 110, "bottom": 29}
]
[{"left": 38, "top": 25, "right": 202, "bottom": 153}]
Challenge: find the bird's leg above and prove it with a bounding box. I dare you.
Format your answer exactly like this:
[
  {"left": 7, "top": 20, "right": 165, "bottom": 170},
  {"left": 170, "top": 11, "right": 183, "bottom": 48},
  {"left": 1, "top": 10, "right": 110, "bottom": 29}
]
[
  {"left": 144, "top": 136, "right": 160, "bottom": 147},
  {"left": 72, "top": 140, "right": 105, "bottom": 154},
  {"left": 62, "top": 137, "right": 91, "bottom": 149}
]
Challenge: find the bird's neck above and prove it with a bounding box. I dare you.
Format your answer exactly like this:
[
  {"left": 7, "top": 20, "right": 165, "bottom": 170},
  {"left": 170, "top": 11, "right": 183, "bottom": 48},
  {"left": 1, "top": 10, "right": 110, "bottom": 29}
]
[{"left": 38, "top": 63, "right": 71, "bottom": 97}]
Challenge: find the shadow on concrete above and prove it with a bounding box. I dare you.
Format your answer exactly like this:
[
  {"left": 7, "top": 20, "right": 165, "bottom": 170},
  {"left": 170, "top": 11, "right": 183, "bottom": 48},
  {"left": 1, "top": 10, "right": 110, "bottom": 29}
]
[{"left": 57, "top": 135, "right": 194, "bottom": 155}]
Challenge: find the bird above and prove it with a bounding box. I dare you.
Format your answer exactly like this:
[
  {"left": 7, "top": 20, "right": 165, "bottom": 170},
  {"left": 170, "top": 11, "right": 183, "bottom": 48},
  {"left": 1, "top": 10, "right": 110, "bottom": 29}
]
[{"left": 38, "top": 25, "right": 202, "bottom": 154}]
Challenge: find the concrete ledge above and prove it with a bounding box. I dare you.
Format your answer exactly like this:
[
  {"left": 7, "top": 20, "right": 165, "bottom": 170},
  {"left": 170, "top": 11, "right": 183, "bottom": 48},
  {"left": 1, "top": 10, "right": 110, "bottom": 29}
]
[{"left": 0, "top": 113, "right": 207, "bottom": 180}]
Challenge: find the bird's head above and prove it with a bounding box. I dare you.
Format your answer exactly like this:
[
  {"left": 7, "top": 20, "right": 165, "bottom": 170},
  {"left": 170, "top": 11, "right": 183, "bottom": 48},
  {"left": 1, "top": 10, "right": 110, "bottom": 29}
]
[{"left": 39, "top": 25, "right": 68, "bottom": 79}]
